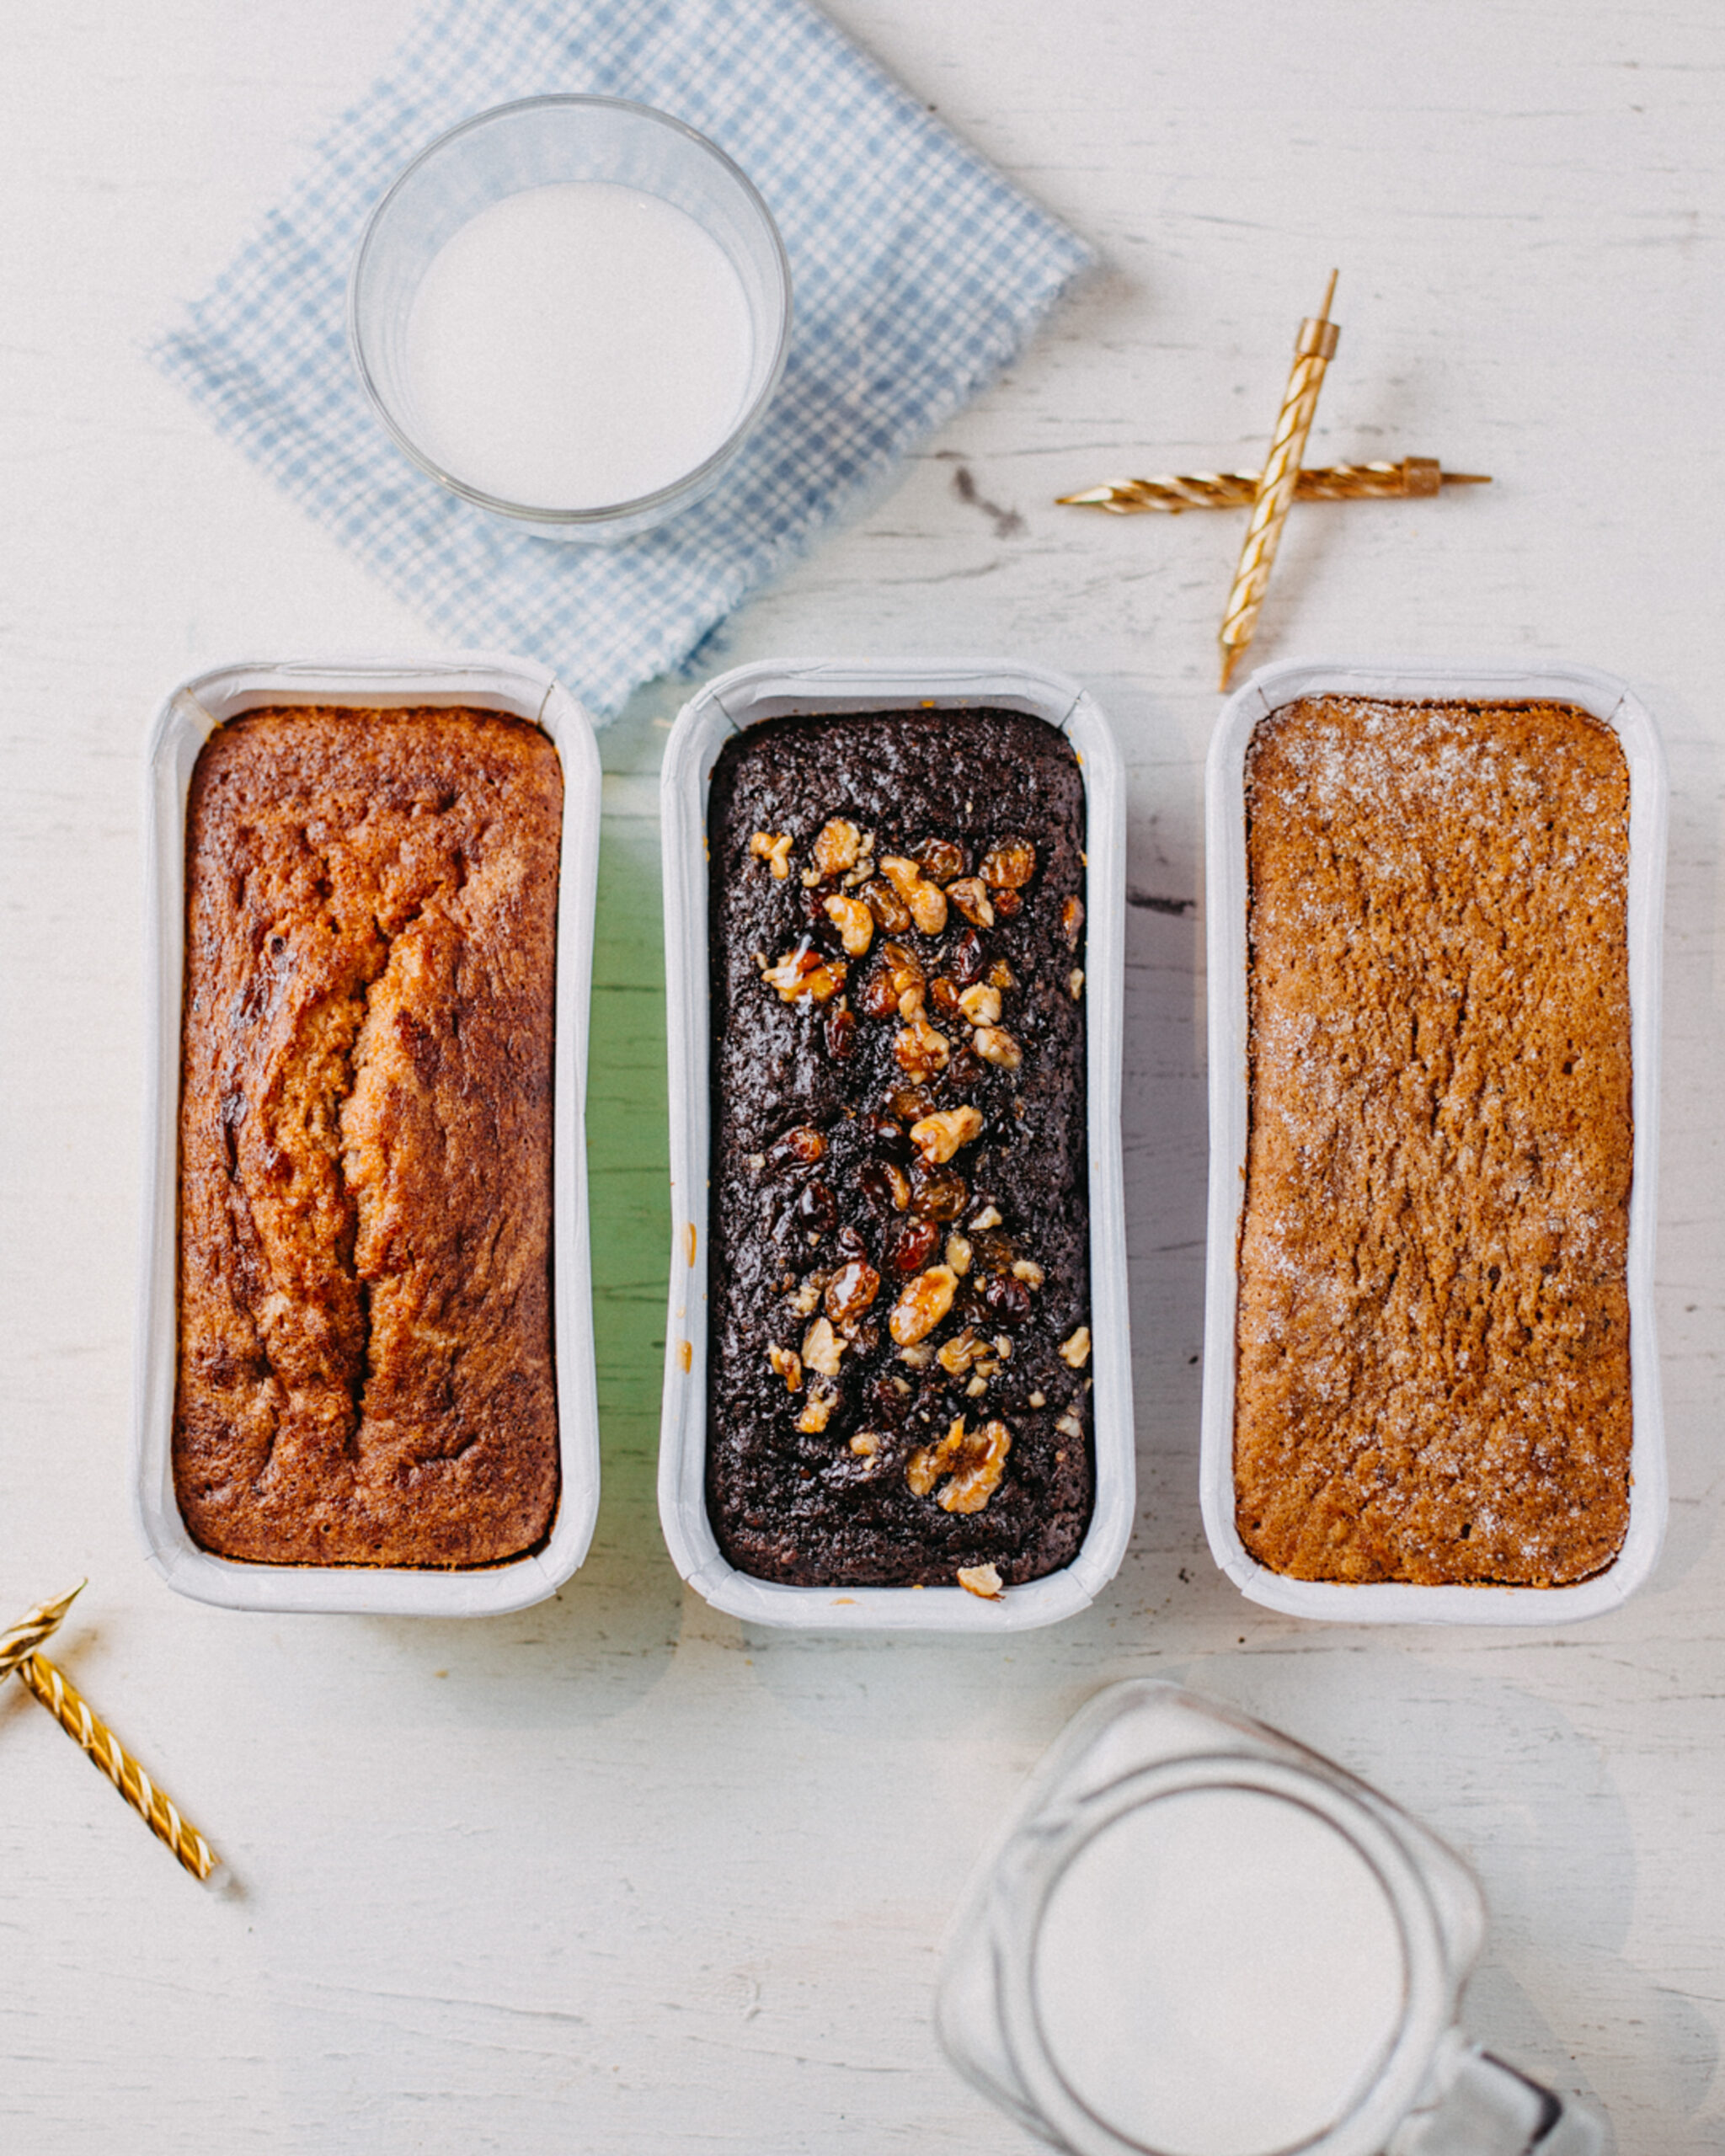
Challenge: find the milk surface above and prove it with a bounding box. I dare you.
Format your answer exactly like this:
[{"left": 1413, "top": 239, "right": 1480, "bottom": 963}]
[
  {"left": 404, "top": 181, "right": 755, "bottom": 510},
  {"left": 1032, "top": 1787, "right": 1407, "bottom": 2156}
]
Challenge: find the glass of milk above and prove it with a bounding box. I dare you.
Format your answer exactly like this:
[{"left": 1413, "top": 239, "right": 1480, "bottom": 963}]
[
  {"left": 937, "top": 1681, "right": 1605, "bottom": 2156},
  {"left": 349, "top": 96, "right": 792, "bottom": 541}
]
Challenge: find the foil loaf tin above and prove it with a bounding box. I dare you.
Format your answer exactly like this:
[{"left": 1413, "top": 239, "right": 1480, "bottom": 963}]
[
  {"left": 658, "top": 659, "right": 1134, "bottom": 1631},
  {"left": 1201, "top": 658, "right": 1667, "bottom": 1624},
  {"left": 134, "top": 655, "right": 602, "bottom": 1616}
]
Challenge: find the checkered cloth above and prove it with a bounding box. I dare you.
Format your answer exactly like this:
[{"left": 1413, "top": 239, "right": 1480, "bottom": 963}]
[{"left": 154, "top": 0, "right": 1092, "bottom": 718}]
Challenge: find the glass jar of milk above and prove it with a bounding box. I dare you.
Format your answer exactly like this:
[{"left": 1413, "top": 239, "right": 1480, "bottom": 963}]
[
  {"left": 937, "top": 1681, "right": 1604, "bottom": 2156},
  {"left": 350, "top": 97, "right": 791, "bottom": 541}
]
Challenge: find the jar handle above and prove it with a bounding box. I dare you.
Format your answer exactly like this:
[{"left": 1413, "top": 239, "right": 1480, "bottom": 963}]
[{"left": 1390, "top": 2041, "right": 1605, "bottom": 2155}]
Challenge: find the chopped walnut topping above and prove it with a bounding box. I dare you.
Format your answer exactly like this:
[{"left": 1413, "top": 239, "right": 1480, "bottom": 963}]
[
  {"left": 1028, "top": 1390, "right": 1046, "bottom": 1408},
  {"left": 906, "top": 1416, "right": 1012, "bottom": 1513},
  {"left": 814, "top": 818, "right": 863, "bottom": 875},
  {"left": 988, "top": 960, "right": 1015, "bottom": 990},
  {"left": 945, "top": 1233, "right": 973, "bottom": 1277},
  {"left": 1055, "top": 1410, "right": 1084, "bottom": 1439},
  {"left": 766, "top": 1344, "right": 803, "bottom": 1391},
  {"left": 945, "top": 876, "right": 995, "bottom": 928},
  {"left": 1062, "top": 894, "right": 1086, "bottom": 947},
  {"left": 980, "top": 839, "right": 1036, "bottom": 889},
  {"left": 972, "top": 1025, "right": 1023, "bottom": 1070},
  {"left": 889, "top": 1264, "right": 957, "bottom": 1346},
  {"left": 802, "top": 1315, "right": 844, "bottom": 1377},
  {"left": 1069, "top": 969, "right": 1085, "bottom": 1001},
  {"left": 825, "top": 1259, "right": 881, "bottom": 1326},
  {"left": 749, "top": 830, "right": 793, "bottom": 878},
  {"left": 899, "top": 1342, "right": 935, "bottom": 1369},
  {"left": 959, "top": 984, "right": 1001, "bottom": 1026},
  {"left": 745, "top": 1151, "right": 765, "bottom": 1171},
  {"left": 992, "top": 1336, "right": 1013, "bottom": 1359},
  {"left": 957, "top": 1561, "right": 1004, "bottom": 1600},
  {"left": 937, "top": 1327, "right": 984, "bottom": 1375},
  {"left": 763, "top": 944, "right": 847, "bottom": 1004},
  {"left": 1059, "top": 1325, "right": 1092, "bottom": 1369},
  {"left": 788, "top": 1278, "right": 822, "bottom": 1317},
  {"left": 879, "top": 857, "right": 948, "bottom": 935},
  {"left": 970, "top": 1202, "right": 1003, "bottom": 1230},
  {"left": 911, "top": 1106, "right": 985, "bottom": 1166},
  {"left": 798, "top": 1381, "right": 838, "bottom": 1433},
  {"left": 1012, "top": 1258, "right": 1045, "bottom": 1288},
  {"left": 881, "top": 1161, "right": 913, "bottom": 1210},
  {"left": 850, "top": 1431, "right": 881, "bottom": 1458},
  {"left": 895, "top": 1014, "right": 951, "bottom": 1081},
  {"left": 823, "top": 893, "right": 874, "bottom": 957},
  {"left": 965, "top": 1374, "right": 988, "bottom": 1397},
  {"left": 799, "top": 866, "right": 824, "bottom": 888}
]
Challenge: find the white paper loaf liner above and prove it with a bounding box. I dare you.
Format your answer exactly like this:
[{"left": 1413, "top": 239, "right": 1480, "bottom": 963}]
[
  {"left": 134, "top": 654, "right": 602, "bottom": 1616},
  {"left": 658, "top": 659, "right": 1133, "bottom": 1632},
  {"left": 1200, "top": 657, "right": 1667, "bottom": 1625}
]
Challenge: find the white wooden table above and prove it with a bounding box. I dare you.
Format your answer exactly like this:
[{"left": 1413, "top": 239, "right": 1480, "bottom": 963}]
[{"left": 3, "top": 3, "right": 1722, "bottom": 2148}]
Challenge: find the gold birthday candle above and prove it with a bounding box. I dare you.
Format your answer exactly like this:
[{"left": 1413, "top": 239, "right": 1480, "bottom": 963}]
[
  {"left": 0, "top": 1582, "right": 83, "bottom": 1682},
  {"left": 1059, "top": 457, "right": 1489, "bottom": 515},
  {"left": 1217, "top": 272, "right": 1341, "bottom": 690},
  {"left": 13, "top": 1652, "right": 221, "bottom": 1881}
]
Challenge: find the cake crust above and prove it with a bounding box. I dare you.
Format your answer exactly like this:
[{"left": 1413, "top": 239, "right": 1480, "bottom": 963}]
[
  {"left": 705, "top": 709, "right": 1093, "bottom": 1588},
  {"left": 1235, "top": 697, "right": 1633, "bottom": 1587},
  {"left": 174, "top": 704, "right": 562, "bottom": 1568}
]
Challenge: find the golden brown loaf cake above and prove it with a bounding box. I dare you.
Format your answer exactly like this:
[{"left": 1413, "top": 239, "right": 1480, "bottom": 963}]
[
  {"left": 174, "top": 705, "right": 563, "bottom": 1568},
  {"left": 1235, "top": 697, "right": 1633, "bottom": 1587}
]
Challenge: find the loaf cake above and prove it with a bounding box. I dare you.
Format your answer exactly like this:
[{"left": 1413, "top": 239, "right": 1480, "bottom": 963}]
[
  {"left": 174, "top": 704, "right": 563, "bottom": 1567},
  {"left": 705, "top": 708, "right": 1093, "bottom": 1590},
  {"left": 1235, "top": 696, "right": 1633, "bottom": 1586}
]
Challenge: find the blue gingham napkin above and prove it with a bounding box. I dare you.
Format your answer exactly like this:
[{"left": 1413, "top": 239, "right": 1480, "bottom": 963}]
[{"left": 154, "top": 0, "right": 1092, "bottom": 718}]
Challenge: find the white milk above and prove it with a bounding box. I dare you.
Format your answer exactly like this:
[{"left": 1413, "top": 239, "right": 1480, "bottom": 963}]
[
  {"left": 403, "top": 181, "right": 755, "bottom": 510},
  {"left": 1031, "top": 1787, "right": 1407, "bottom": 2156}
]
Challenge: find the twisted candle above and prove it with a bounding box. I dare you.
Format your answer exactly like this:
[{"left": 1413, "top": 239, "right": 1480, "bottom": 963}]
[
  {"left": 1217, "top": 272, "right": 1341, "bottom": 691},
  {"left": 0, "top": 1581, "right": 83, "bottom": 1683},
  {"left": 1059, "top": 457, "right": 1490, "bottom": 515},
  {"left": 13, "top": 1652, "right": 221, "bottom": 1881}
]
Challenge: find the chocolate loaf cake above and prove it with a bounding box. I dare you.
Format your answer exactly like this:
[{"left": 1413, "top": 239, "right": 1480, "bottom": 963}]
[
  {"left": 174, "top": 704, "right": 563, "bottom": 1568},
  {"left": 1235, "top": 696, "right": 1633, "bottom": 1586},
  {"left": 705, "top": 707, "right": 1094, "bottom": 1591}
]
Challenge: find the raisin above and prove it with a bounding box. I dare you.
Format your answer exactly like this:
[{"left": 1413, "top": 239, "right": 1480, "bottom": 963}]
[
  {"left": 890, "top": 1219, "right": 941, "bottom": 1273},
  {"left": 796, "top": 1182, "right": 837, "bottom": 1235},
  {"left": 825, "top": 1006, "right": 857, "bottom": 1059},
  {"left": 912, "top": 1167, "right": 969, "bottom": 1222},
  {"left": 983, "top": 1273, "right": 1033, "bottom": 1323}
]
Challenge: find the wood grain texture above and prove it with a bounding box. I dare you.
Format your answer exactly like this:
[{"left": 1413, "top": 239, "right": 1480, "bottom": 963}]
[{"left": 2, "top": 1, "right": 1722, "bottom": 2151}]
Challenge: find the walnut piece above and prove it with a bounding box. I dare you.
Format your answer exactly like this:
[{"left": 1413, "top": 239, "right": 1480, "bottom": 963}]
[
  {"left": 1069, "top": 969, "right": 1085, "bottom": 1001},
  {"left": 797, "top": 1381, "right": 838, "bottom": 1433},
  {"left": 1062, "top": 894, "right": 1086, "bottom": 948},
  {"left": 749, "top": 830, "right": 793, "bottom": 878},
  {"left": 788, "top": 1278, "right": 822, "bottom": 1317},
  {"left": 980, "top": 838, "right": 1036, "bottom": 889},
  {"left": 801, "top": 1315, "right": 845, "bottom": 1377},
  {"left": 969, "top": 1202, "right": 1003, "bottom": 1230},
  {"left": 911, "top": 1106, "right": 985, "bottom": 1166},
  {"left": 766, "top": 1344, "right": 803, "bottom": 1391},
  {"left": 814, "top": 818, "right": 863, "bottom": 875},
  {"left": 956, "top": 1562, "right": 1004, "bottom": 1600},
  {"left": 879, "top": 857, "right": 948, "bottom": 935},
  {"left": 895, "top": 1014, "right": 951, "bottom": 1081},
  {"left": 945, "top": 876, "right": 995, "bottom": 928},
  {"left": 906, "top": 1414, "right": 1012, "bottom": 1513},
  {"left": 1059, "top": 1325, "right": 1092, "bottom": 1369},
  {"left": 850, "top": 1431, "right": 881, "bottom": 1458},
  {"left": 937, "top": 1327, "right": 984, "bottom": 1376},
  {"left": 972, "top": 1026, "right": 1023, "bottom": 1070},
  {"left": 762, "top": 944, "right": 847, "bottom": 1004},
  {"left": 889, "top": 1264, "right": 958, "bottom": 1346},
  {"left": 945, "top": 1233, "right": 973, "bottom": 1277},
  {"left": 959, "top": 984, "right": 1001, "bottom": 1026},
  {"left": 824, "top": 893, "right": 875, "bottom": 957},
  {"left": 1012, "top": 1258, "right": 1045, "bottom": 1288}
]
